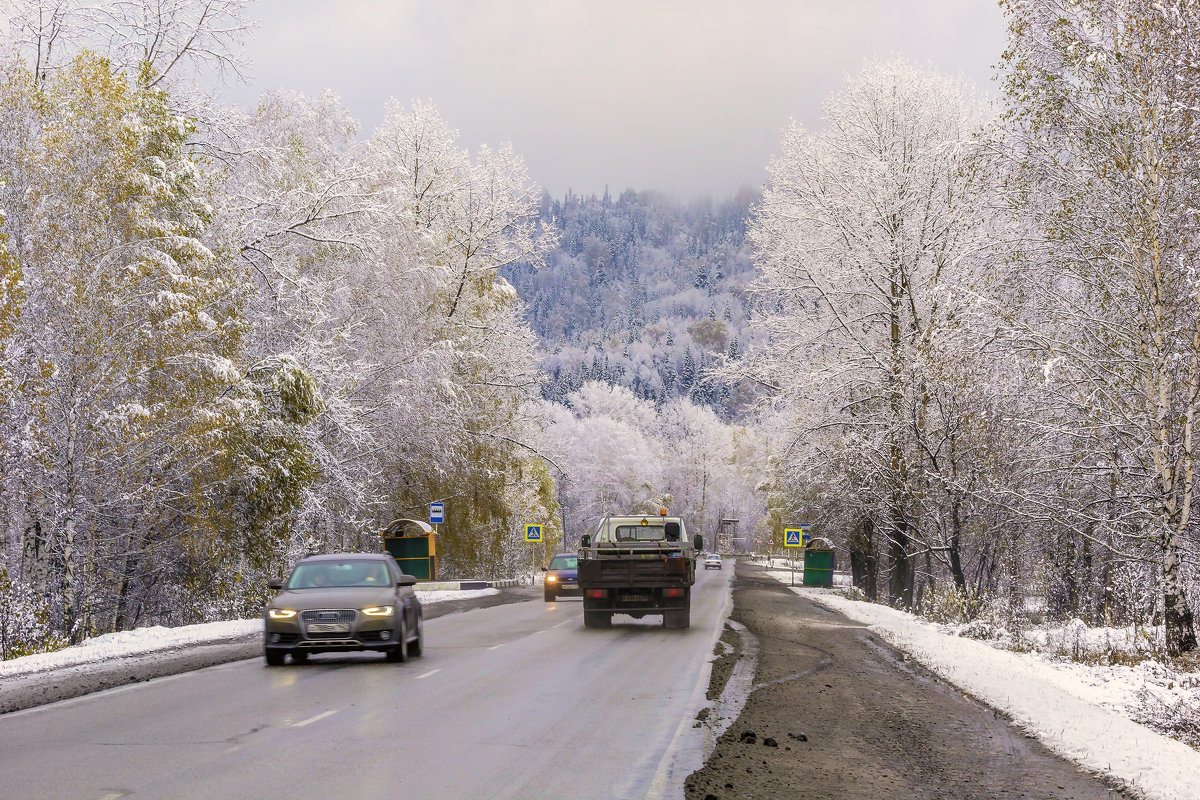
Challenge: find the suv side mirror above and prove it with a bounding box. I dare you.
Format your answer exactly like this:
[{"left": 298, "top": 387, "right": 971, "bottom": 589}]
[
  {"left": 694, "top": 535, "right": 703, "bottom": 552},
  {"left": 580, "top": 534, "right": 591, "bottom": 548},
  {"left": 398, "top": 575, "right": 417, "bottom": 587},
  {"left": 268, "top": 580, "right": 283, "bottom": 591}
]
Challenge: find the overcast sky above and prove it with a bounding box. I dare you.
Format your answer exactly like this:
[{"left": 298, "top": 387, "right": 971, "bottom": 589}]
[{"left": 216, "top": 0, "right": 1008, "bottom": 200}]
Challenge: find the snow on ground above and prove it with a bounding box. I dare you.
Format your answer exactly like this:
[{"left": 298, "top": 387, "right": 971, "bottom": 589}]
[
  {"left": 0, "top": 587, "right": 498, "bottom": 680},
  {"left": 417, "top": 587, "right": 499, "bottom": 604},
  {"left": 759, "top": 569, "right": 1200, "bottom": 800},
  {"left": 0, "top": 619, "right": 263, "bottom": 679}
]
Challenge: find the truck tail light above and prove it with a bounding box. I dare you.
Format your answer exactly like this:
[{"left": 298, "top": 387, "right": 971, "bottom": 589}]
[
  {"left": 586, "top": 589, "right": 607, "bottom": 599},
  {"left": 663, "top": 588, "right": 685, "bottom": 598}
]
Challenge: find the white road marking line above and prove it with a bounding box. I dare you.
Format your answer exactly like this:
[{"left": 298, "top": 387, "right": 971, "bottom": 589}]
[
  {"left": 415, "top": 669, "right": 441, "bottom": 680},
  {"left": 487, "top": 644, "right": 504, "bottom": 651},
  {"left": 292, "top": 709, "right": 338, "bottom": 728},
  {"left": 552, "top": 619, "right": 571, "bottom": 629}
]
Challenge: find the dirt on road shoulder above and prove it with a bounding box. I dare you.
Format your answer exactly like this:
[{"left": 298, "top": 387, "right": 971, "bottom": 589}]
[{"left": 684, "top": 561, "right": 1130, "bottom": 800}]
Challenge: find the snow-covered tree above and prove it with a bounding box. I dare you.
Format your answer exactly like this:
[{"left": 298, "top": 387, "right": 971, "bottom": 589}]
[
  {"left": 999, "top": 0, "right": 1200, "bottom": 654},
  {"left": 743, "top": 58, "right": 1000, "bottom": 608}
]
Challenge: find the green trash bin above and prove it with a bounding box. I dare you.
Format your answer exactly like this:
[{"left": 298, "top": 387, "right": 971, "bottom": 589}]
[{"left": 803, "top": 537, "right": 835, "bottom": 587}]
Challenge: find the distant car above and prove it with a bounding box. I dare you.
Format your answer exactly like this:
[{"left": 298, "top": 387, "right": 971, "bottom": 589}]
[
  {"left": 543, "top": 552, "right": 580, "bottom": 601},
  {"left": 704, "top": 553, "right": 723, "bottom": 570},
  {"left": 263, "top": 553, "right": 423, "bottom": 666}
]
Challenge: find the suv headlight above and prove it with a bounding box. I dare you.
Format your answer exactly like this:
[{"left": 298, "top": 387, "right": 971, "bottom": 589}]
[
  {"left": 546, "top": 575, "right": 558, "bottom": 582},
  {"left": 361, "top": 606, "right": 395, "bottom": 617},
  {"left": 268, "top": 608, "right": 297, "bottom": 619}
]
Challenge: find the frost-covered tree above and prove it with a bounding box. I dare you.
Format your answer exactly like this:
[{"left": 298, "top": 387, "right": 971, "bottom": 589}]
[
  {"left": 743, "top": 58, "right": 1000, "bottom": 609},
  {"left": 542, "top": 382, "right": 767, "bottom": 547},
  {"left": 6, "top": 0, "right": 253, "bottom": 87},
  {"left": 0, "top": 52, "right": 289, "bottom": 635},
  {"left": 1000, "top": 0, "right": 1200, "bottom": 654}
]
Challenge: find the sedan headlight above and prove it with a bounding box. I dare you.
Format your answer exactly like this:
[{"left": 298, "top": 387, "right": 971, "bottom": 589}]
[
  {"left": 546, "top": 575, "right": 558, "bottom": 582},
  {"left": 268, "top": 608, "right": 297, "bottom": 619},
  {"left": 361, "top": 606, "right": 395, "bottom": 617}
]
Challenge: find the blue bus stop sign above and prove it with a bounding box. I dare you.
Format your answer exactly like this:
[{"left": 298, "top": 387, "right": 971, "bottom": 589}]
[{"left": 429, "top": 502, "right": 444, "bottom": 525}]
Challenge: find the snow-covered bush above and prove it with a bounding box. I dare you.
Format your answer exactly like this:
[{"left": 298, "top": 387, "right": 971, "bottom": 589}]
[
  {"left": 958, "top": 620, "right": 1003, "bottom": 641},
  {"left": 1132, "top": 662, "right": 1200, "bottom": 749},
  {"left": 0, "top": 569, "right": 66, "bottom": 660},
  {"left": 834, "top": 586, "right": 867, "bottom": 602},
  {"left": 917, "top": 583, "right": 986, "bottom": 625}
]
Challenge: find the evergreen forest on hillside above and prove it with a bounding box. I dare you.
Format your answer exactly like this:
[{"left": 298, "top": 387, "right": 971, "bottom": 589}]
[{"left": 504, "top": 188, "right": 760, "bottom": 417}]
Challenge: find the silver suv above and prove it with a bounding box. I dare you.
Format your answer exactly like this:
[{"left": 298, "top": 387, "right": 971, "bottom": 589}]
[{"left": 263, "top": 553, "right": 423, "bottom": 665}]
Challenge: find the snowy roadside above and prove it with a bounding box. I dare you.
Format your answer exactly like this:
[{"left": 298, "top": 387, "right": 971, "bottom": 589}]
[
  {"left": 0, "top": 588, "right": 498, "bottom": 681},
  {"left": 760, "top": 569, "right": 1200, "bottom": 800}
]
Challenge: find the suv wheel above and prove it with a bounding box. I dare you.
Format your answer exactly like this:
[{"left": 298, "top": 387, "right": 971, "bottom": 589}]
[
  {"left": 386, "top": 620, "right": 409, "bottom": 663},
  {"left": 408, "top": 616, "right": 423, "bottom": 658},
  {"left": 264, "top": 649, "right": 286, "bottom": 667}
]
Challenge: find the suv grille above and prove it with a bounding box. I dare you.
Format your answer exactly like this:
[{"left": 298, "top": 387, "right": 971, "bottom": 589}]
[{"left": 301, "top": 609, "right": 356, "bottom": 624}]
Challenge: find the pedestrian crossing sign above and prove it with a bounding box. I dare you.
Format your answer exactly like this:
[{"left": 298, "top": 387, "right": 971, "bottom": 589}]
[
  {"left": 526, "top": 525, "right": 542, "bottom": 542},
  {"left": 784, "top": 528, "right": 802, "bottom": 547}
]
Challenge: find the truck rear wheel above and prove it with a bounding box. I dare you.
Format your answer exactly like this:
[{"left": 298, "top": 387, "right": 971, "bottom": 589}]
[
  {"left": 664, "top": 608, "right": 690, "bottom": 629},
  {"left": 583, "top": 610, "right": 612, "bottom": 628}
]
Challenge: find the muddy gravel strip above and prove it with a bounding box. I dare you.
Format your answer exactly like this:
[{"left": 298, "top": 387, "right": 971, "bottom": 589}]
[
  {"left": 0, "top": 585, "right": 539, "bottom": 715},
  {"left": 705, "top": 623, "right": 743, "bottom": 702},
  {"left": 684, "top": 561, "right": 1133, "bottom": 800}
]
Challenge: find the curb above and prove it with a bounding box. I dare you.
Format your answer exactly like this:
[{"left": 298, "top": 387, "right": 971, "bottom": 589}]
[{"left": 418, "top": 578, "right": 520, "bottom": 591}]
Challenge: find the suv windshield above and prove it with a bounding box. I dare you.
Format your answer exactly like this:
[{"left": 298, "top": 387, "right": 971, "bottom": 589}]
[
  {"left": 549, "top": 555, "right": 578, "bottom": 569},
  {"left": 288, "top": 561, "right": 390, "bottom": 589}
]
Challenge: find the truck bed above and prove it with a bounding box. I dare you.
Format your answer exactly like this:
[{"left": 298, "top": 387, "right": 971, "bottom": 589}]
[{"left": 577, "top": 550, "right": 694, "bottom": 586}]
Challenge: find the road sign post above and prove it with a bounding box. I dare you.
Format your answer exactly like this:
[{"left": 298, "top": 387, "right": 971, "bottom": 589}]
[
  {"left": 782, "top": 532, "right": 801, "bottom": 587},
  {"left": 526, "top": 524, "right": 544, "bottom": 577}
]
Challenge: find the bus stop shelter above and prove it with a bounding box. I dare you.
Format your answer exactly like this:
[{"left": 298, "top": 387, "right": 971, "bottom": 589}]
[{"left": 382, "top": 518, "right": 437, "bottom": 581}]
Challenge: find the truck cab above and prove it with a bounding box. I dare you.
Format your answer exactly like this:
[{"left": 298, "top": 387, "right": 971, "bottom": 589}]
[{"left": 576, "top": 512, "right": 701, "bottom": 629}]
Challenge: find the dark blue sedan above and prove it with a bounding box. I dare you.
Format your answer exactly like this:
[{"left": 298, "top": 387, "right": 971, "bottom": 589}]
[{"left": 543, "top": 553, "right": 580, "bottom": 601}]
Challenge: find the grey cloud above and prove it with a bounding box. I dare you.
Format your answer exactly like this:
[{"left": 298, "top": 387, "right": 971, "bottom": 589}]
[{"left": 215, "top": 0, "right": 1006, "bottom": 199}]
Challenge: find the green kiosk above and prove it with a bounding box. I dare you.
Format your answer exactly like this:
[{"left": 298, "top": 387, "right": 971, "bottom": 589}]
[
  {"left": 382, "top": 518, "right": 437, "bottom": 581},
  {"left": 803, "top": 536, "right": 836, "bottom": 587}
]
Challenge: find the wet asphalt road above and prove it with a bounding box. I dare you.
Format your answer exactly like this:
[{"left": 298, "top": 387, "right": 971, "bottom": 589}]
[
  {"left": 0, "top": 587, "right": 541, "bottom": 715},
  {"left": 0, "top": 569, "right": 733, "bottom": 800}
]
